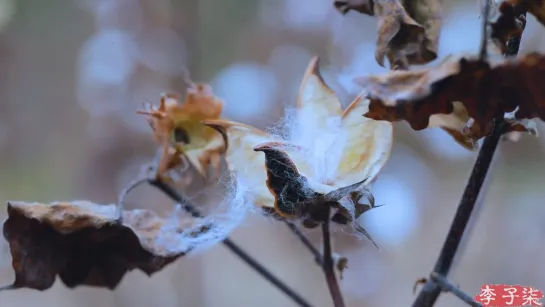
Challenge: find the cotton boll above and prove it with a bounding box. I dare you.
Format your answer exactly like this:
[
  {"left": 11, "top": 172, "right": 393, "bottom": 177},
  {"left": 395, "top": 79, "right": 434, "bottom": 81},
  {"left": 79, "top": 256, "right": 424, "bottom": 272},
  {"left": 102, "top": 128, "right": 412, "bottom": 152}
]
[
  {"left": 289, "top": 113, "right": 346, "bottom": 182},
  {"left": 211, "top": 63, "right": 279, "bottom": 123}
]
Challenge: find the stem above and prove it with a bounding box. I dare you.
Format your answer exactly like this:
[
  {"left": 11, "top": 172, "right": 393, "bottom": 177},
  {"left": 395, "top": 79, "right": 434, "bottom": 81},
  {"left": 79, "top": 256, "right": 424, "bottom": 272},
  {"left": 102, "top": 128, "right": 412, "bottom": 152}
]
[
  {"left": 429, "top": 273, "right": 482, "bottom": 307},
  {"left": 321, "top": 213, "right": 346, "bottom": 307},
  {"left": 411, "top": 4, "right": 526, "bottom": 306},
  {"left": 411, "top": 120, "right": 506, "bottom": 307},
  {"left": 148, "top": 179, "right": 312, "bottom": 307},
  {"left": 478, "top": 0, "right": 491, "bottom": 61}
]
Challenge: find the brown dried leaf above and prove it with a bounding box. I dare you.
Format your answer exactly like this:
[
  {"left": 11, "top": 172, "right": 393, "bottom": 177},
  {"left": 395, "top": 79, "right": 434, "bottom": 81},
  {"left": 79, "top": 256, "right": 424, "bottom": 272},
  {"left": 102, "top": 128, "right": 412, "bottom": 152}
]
[
  {"left": 2, "top": 201, "right": 201, "bottom": 291},
  {"left": 490, "top": 0, "right": 545, "bottom": 54},
  {"left": 137, "top": 82, "right": 225, "bottom": 183},
  {"left": 335, "top": 0, "right": 442, "bottom": 69},
  {"left": 356, "top": 52, "right": 543, "bottom": 143},
  {"left": 490, "top": 1, "right": 527, "bottom": 54},
  {"left": 202, "top": 56, "right": 392, "bottom": 230},
  {"left": 510, "top": 0, "right": 545, "bottom": 26}
]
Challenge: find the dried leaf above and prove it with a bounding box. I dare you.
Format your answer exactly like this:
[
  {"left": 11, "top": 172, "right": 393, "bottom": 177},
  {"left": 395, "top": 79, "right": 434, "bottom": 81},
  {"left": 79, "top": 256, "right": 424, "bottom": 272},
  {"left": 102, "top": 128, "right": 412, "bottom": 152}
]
[
  {"left": 490, "top": 1, "right": 527, "bottom": 54},
  {"left": 508, "top": 0, "right": 545, "bottom": 26},
  {"left": 1, "top": 201, "right": 201, "bottom": 291},
  {"left": 137, "top": 82, "right": 225, "bottom": 182},
  {"left": 335, "top": 0, "right": 443, "bottom": 69},
  {"left": 356, "top": 52, "right": 543, "bottom": 143},
  {"left": 203, "top": 57, "right": 392, "bottom": 231}
]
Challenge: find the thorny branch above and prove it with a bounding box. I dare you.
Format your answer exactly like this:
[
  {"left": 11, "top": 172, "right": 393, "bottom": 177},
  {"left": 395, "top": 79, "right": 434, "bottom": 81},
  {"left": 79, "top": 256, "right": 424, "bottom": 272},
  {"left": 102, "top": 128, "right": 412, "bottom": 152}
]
[{"left": 411, "top": 2, "right": 526, "bottom": 306}]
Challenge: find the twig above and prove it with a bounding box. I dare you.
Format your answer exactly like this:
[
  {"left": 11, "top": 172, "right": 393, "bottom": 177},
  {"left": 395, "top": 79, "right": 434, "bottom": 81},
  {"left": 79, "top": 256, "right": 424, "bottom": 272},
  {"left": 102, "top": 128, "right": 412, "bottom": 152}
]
[
  {"left": 147, "top": 179, "right": 312, "bottom": 307},
  {"left": 412, "top": 6, "right": 525, "bottom": 305},
  {"left": 412, "top": 118, "right": 507, "bottom": 307},
  {"left": 283, "top": 220, "right": 324, "bottom": 265},
  {"left": 478, "top": 0, "right": 491, "bottom": 61},
  {"left": 117, "top": 177, "right": 149, "bottom": 223},
  {"left": 321, "top": 209, "right": 346, "bottom": 307},
  {"left": 429, "top": 273, "right": 482, "bottom": 307}
]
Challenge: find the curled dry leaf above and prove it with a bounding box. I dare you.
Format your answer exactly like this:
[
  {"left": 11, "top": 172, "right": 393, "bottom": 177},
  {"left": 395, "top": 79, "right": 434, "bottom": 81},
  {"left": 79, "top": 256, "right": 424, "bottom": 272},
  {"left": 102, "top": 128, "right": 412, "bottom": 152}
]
[
  {"left": 490, "top": 0, "right": 545, "bottom": 54},
  {"left": 490, "top": 0, "right": 527, "bottom": 55},
  {"left": 334, "top": 0, "right": 442, "bottom": 69},
  {"left": 137, "top": 81, "right": 225, "bottom": 183},
  {"left": 203, "top": 57, "right": 392, "bottom": 242},
  {"left": 355, "top": 52, "right": 543, "bottom": 144},
  {"left": 505, "top": 0, "right": 545, "bottom": 26},
  {"left": 2, "top": 201, "right": 202, "bottom": 291}
]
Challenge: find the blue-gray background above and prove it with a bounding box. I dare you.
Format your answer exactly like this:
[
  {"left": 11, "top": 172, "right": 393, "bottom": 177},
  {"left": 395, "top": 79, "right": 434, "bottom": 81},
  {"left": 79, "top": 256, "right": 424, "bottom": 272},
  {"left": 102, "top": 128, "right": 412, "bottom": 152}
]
[{"left": 0, "top": 0, "right": 544, "bottom": 306}]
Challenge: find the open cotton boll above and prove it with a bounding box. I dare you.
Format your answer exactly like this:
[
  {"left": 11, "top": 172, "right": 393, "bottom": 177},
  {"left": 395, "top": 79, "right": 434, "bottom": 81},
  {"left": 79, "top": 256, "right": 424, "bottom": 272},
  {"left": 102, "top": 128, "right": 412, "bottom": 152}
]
[
  {"left": 288, "top": 112, "right": 348, "bottom": 184},
  {"left": 203, "top": 56, "right": 393, "bottom": 232}
]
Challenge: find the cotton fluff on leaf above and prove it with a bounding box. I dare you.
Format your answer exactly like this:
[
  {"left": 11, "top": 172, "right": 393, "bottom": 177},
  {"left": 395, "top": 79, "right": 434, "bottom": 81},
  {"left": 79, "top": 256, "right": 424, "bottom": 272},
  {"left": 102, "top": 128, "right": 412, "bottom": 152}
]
[{"left": 204, "top": 56, "right": 393, "bottom": 235}]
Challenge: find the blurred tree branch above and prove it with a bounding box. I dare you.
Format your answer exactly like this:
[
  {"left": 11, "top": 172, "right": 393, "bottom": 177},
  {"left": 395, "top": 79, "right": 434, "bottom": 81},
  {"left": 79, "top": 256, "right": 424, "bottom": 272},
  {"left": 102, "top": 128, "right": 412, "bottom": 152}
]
[
  {"left": 411, "top": 1, "right": 526, "bottom": 306},
  {"left": 144, "top": 178, "right": 312, "bottom": 307},
  {"left": 322, "top": 211, "right": 346, "bottom": 307}
]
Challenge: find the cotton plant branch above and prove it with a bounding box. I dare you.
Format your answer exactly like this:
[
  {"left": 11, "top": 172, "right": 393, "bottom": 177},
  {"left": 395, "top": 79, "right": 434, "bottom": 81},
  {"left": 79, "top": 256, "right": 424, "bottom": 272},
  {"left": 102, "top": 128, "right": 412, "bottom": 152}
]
[
  {"left": 201, "top": 56, "right": 393, "bottom": 307},
  {"left": 411, "top": 2, "right": 526, "bottom": 306},
  {"left": 412, "top": 119, "right": 506, "bottom": 307},
  {"left": 118, "top": 160, "right": 312, "bottom": 307},
  {"left": 321, "top": 210, "right": 346, "bottom": 307},
  {"left": 285, "top": 220, "right": 351, "bottom": 304},
  {"left": 145, "top": 153, "right": 351, "bottom": 307}
]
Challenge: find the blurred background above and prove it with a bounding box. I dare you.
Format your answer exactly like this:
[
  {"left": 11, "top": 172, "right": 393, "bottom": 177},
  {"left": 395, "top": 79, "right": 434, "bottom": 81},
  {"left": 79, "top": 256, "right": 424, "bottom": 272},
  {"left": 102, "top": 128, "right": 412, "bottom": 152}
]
[{"left": 0, "top": 0, "right": 544, "bottom": 306}]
